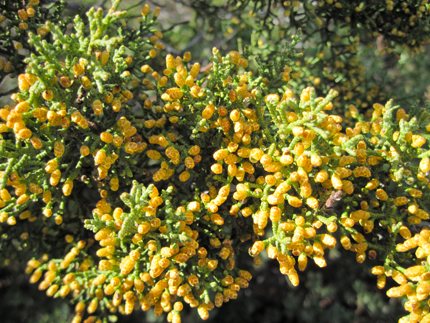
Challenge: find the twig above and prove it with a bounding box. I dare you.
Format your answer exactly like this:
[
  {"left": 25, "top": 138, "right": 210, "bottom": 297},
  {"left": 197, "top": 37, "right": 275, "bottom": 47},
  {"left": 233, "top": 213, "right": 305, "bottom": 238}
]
[{"left": 161, "top": 20, "right": 190, "bottom": 33}]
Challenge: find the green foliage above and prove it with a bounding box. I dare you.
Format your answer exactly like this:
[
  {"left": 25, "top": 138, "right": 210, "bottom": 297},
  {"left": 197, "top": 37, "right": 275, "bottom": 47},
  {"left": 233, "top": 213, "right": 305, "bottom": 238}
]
[{"left": 1, "top": 1, "right": 430, "bottom": 323}]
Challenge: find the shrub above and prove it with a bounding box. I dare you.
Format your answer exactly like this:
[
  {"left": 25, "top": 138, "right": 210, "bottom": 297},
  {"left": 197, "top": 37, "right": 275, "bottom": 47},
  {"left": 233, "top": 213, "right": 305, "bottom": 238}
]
[{"left": 1, "top": 1, "right": 430, "bottom": 323}]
